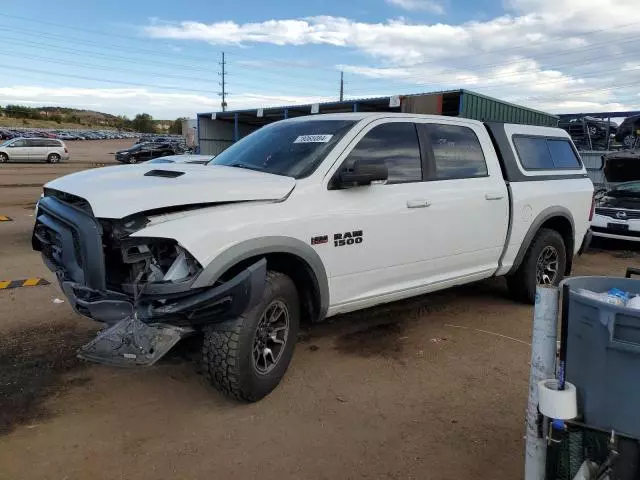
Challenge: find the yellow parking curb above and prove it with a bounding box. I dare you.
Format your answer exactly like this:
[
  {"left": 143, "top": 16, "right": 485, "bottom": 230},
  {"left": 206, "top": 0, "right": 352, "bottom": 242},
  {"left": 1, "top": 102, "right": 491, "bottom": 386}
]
[
  {"left": 0, "top": 278, "right": 50, "bottom": 290},
  {"left": 0, "top": 215, "right": 12, "bottom": 222}
]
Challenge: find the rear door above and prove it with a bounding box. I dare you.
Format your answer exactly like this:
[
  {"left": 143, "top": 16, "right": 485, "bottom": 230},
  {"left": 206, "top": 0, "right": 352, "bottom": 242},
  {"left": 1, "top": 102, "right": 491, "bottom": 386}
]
[
  {"left": 414, "top": 120, "right": 509, "bottom": 281},
  {"left": 28, "top": 139, "right": 47, "bottom": 161}
]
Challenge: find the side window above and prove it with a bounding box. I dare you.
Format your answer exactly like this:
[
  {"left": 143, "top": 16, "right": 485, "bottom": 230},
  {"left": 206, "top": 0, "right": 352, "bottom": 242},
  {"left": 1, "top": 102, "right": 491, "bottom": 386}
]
[
  {"left": 27, "top": 139, "right": 45, "bottom": 147},
  {"left": 421, "top": 124, "right": 488, "bottom": 180},
  {"left": 12, "top": 139, "right": 26, "bottom": 147},
  {"left": 513, "top": 137, "right": 554, "bottom": 169},
  {"left": 513, "top": 136, "right": 581, "bottom": 170},
  {"left": 343, "top": 122, "right": 421, "bottom": 184},
  {"left": 45, "top": 140, "right": 61, "bottom": 147},
  {"left": 547, "top": 139, "right": 581, "bottom": 168}
]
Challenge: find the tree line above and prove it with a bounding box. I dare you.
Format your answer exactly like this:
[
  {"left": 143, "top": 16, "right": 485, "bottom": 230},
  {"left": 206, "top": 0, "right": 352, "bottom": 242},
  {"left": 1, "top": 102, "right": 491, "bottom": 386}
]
[{"left": 0, "top": 105, "right": 184, "bottom": 134}]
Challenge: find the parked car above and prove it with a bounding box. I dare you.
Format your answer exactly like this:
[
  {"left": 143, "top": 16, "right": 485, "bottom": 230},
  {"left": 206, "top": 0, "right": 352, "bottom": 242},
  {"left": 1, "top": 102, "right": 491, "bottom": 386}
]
[
  {"left": 33, "top": 113, "right": 593, "bottom": 401},
  {"left": 0, "top": 137, "right": 69, "bottom": 163},
  {"left": 615, "top": 114, "right": 640, "bottom": 148},
  {"left": 559, "top": 116, "right": 617, "bottom": 150},
  {"left": 146, "top": 154, "right": 215, "bottom": 165},
  {"left": 114, "top": 142, "right": 177, "bottom": 164},
  {"left": 592, "top": 181, "right": 640, "bottom": 242},
  {"left": 602, "top": 150, "right": 640, "bottom": 183}
]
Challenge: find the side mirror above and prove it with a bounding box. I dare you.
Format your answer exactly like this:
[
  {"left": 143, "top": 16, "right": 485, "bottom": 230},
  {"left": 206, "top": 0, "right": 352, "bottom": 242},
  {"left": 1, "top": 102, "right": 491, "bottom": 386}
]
[{"left": 331, "top": 159, "right": 388, "bottom": 189}]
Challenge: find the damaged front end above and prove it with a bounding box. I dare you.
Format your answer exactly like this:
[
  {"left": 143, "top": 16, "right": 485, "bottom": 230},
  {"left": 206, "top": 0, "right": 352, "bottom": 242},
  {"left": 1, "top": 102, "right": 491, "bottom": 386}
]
[{"left": 33, "top": 191, "right": 266, "bottom": 366}]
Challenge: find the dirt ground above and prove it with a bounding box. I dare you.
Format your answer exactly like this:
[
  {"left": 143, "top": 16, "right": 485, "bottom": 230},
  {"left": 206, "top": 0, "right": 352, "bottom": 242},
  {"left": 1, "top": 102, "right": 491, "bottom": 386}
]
[{"left": 0, "top": 142, "right": 638, "bottom": 479}]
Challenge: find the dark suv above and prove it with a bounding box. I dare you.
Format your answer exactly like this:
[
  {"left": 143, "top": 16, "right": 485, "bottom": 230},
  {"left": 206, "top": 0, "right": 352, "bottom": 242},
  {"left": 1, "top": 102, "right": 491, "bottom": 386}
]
[
  {"left": 558, "top": 116, "right": 617, "bottom": 150},
  {"left": 615, "top": 114, "right": 640, "bottom": 148},
  {"left": 115, "top": 142, "right": 178, "bottom": 164}
]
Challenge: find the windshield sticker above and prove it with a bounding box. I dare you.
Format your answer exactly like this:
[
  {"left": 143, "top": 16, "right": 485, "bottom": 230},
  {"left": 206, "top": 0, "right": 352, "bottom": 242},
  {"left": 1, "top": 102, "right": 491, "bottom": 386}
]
[{"left": 294, "top": 134, "right": 333, "bottom": 144}]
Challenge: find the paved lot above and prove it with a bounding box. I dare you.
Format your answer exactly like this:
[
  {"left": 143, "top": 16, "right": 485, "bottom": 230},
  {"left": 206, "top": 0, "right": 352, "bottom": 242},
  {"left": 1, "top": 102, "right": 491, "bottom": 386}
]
[{"left": 0, "top": 141, "right": 638, "bottom": 480}]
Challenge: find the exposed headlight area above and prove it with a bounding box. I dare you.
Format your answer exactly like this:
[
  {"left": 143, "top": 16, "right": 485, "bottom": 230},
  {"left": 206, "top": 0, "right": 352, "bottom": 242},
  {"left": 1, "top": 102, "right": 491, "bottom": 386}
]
[{"left": 100, "top": 219, "right": 202, "bottom": 294}]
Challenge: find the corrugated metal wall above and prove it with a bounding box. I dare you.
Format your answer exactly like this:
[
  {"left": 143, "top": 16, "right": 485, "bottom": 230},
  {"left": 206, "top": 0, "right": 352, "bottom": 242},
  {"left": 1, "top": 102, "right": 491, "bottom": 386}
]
[
  {"left": 580, "top": 150, "right": 607, "bottom": 187},
  {"left": 197, "top": 116, "right": 258, "bottom": 155},
  {"left": 459, "top": 91, "right": 558, "bottom": 126}
]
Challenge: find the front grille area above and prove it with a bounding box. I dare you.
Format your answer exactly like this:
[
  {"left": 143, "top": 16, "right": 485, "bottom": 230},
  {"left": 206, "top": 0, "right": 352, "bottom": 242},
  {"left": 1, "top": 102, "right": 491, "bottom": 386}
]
[
  {"left": 595, "top": 207, "right": 640, "bottom": 220},
  {"left": 592, "top": 226, "right": 640, "bottom": 238},
  {"left": 33, "top": 195, "right": 106, "bottom": 290},
  {"left": 43, "top": 188, "right": 93, "bottom": 216}
]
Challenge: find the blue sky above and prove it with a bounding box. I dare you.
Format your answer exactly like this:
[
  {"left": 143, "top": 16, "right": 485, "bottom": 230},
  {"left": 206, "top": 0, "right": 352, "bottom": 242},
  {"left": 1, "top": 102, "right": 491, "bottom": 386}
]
[{"left": 0, "top": 0, "right": 637, "bottom": 119}]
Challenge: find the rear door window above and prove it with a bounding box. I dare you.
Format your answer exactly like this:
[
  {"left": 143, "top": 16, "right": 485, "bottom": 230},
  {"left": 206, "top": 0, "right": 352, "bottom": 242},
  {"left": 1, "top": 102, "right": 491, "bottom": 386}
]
[
  {"left": 26, "top": 139, "right": 44, "bottom": 147},
  {"left": 419, "top": 124, "right": 488, "bottom": 180},
  {"left": 513, "top": 136, "right": 581, "bottom": 170}
]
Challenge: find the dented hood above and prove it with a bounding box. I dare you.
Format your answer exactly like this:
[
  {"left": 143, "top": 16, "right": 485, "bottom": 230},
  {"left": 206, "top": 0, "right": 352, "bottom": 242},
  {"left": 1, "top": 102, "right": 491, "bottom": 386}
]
[{"left": 44, "top": 164, "right": 296, "bottom": 219}]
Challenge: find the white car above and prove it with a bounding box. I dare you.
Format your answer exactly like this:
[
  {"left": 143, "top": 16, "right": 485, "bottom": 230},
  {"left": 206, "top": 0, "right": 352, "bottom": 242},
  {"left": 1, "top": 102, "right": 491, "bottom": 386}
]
[
  {"left": 0, "top": 137, "right": 69, "bottom": 163},
  {"left": 33, "top": 113, "right": 593, "bottom": 401},
  {"left": 146, "top": 154, "right": 215, "bottom": 165},
  {"left": 592, "top": 181, "right": 640, "bottom": 242}
]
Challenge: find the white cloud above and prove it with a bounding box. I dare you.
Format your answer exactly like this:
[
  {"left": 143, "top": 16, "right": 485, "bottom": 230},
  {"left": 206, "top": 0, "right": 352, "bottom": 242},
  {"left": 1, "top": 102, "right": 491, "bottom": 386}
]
[
  {"left": 141, "top": 0, "right": 640, "bottom": 113},
  {"left": 386, "top": 0, "right": 446, "bottom": 15},
  {"left": 0, "top": 86, "right": 333, "bottom": 119}
]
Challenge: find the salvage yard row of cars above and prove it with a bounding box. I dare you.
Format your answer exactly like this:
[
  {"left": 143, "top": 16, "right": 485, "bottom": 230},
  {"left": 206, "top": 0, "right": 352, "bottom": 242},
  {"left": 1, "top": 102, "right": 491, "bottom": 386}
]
[{"left": 0, "top": 127, "right": 140, "bottom": 141}]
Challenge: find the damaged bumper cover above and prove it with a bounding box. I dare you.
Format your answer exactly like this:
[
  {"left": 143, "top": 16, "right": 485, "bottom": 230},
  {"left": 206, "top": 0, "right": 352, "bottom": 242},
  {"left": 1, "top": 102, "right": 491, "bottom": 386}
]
[
  {"left": 63, "top": 259, "right": 266, "bottom": 367},
  {"left": 58, "top": 258, "right": 266, "bottom": 325}
]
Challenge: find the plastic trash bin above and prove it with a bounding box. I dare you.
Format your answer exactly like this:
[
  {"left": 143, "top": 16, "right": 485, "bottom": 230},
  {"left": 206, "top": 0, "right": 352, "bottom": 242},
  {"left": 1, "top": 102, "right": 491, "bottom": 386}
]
[{"left": 563, "top": 276, "right": 640, "bottom": 439}]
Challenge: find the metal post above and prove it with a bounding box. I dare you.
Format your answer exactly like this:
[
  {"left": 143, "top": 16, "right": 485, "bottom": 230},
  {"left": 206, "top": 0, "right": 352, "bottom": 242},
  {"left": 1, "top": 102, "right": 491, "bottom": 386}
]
[
  {"left": 339, "top": 71, "right": 344, "bottom": 102},
  {"left": 353, "top": 103, "right": 358, "bottom": 112},
  {"left": 524, "top": 285, "right": 559, "bottom": 480},
  {"left": 606, "top": 116, "right": 611, "bottom": 151},
  {"left": 234, "top": 113, "right": 239, "bottom": 142},
  {"left": 284, "top": 109, "right": 288, "bottom": 119}
]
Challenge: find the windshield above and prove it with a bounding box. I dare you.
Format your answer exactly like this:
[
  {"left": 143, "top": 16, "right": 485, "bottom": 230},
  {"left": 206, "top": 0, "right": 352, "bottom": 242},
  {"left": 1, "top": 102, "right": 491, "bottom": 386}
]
[
  {"left": 609, "top": 182, "right": 640, "bottom": 197},
  {"left": 0, "top": 139, "right": 13, "bottom": 147},
  {"left": 209, "top": 120, "right": 355, "bottom": 179}
]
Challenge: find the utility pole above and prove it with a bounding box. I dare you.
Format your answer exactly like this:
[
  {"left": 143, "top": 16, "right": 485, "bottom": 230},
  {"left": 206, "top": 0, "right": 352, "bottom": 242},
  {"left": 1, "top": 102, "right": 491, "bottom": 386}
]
[
  {"left": 339, "top": 71, "right": 344, "bottom": 102},
  {"left": 218, "top": 52, "right": 228, "bottom": 112}
]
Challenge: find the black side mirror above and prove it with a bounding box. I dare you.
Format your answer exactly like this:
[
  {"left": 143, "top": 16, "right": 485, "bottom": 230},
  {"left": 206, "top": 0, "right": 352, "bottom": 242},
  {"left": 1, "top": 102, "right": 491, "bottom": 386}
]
[{"left": 331, "top": 159, "right": 388, "bottom": 189}]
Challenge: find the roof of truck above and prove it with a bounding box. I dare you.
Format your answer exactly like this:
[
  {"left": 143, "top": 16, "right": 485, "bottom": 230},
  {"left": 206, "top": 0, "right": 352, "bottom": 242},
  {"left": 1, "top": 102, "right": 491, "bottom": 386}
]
[{"left": 279, "top": 112, "right": 483, "bottom": 124}]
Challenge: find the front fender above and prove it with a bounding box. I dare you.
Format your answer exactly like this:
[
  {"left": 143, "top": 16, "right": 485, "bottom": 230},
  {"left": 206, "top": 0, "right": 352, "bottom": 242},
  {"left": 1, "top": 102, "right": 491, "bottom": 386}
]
[{"left": 191, "top": 236, "right": 330, "bottom": 320}]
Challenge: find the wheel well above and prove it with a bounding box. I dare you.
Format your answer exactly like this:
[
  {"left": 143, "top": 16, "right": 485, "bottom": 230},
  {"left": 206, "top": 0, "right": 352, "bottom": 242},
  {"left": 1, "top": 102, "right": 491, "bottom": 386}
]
[
  {"left": 218, "top": 253, "right": 321, "bottom": 324},
  {"left": 540, "top": 216, "right": 574, "bottom": 275}
]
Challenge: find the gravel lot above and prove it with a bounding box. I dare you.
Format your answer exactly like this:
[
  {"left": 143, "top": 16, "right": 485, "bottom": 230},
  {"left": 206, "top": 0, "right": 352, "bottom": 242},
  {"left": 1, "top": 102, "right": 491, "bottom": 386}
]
[{"left": 0, "top": 140, "right": 638, "bottom": 480}]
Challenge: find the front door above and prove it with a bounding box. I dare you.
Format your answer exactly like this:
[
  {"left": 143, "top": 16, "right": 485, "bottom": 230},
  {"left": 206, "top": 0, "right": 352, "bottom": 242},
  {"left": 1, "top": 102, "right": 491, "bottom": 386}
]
[
  {"left": 7, "top": 139, "right": 30, "bottom": 161},
  {"left": 319, "top": 120, "right": 432, "bottom": 310}
]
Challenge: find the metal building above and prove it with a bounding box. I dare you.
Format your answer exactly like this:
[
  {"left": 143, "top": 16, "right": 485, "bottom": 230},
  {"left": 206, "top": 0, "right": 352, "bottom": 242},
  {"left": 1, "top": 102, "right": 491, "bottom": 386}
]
[{"left": 197, "top": 89, "right": 558, "bottom": 155}]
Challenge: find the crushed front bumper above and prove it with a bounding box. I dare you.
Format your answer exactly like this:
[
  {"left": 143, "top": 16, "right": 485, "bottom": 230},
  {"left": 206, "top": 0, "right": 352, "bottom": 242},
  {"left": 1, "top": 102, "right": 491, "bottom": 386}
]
[{"left": 57, "top": 258, "right": 267, "bottom": 325}]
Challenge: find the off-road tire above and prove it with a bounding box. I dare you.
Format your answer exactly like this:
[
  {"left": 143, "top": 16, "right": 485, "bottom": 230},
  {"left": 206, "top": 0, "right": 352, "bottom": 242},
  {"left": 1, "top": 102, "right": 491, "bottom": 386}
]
[
  {"left": 202, "top": 271, "right": 300, "bottom": 402},
  {"left": 0, "top": 153, "right": 8, "bottom": 163},
  {"left": 507, "top": 228, "right": 567, "bottom": 304},
  {"left": 47, "top": 153, "right": 61, "bottom": 164}
]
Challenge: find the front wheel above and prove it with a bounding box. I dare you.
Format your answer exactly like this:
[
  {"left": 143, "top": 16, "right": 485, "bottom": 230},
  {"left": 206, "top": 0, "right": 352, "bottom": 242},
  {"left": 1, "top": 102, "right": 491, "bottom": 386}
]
[
  {"left": 0, "top": 153, "right": 8, "bottom": 163},
  {"left": 128, "top": 157, "right": 138, "bottom": 164},
  {"left": 202, "top": 271, "right": 300, "bottom": 402},
  {"left": 507, "top": 228, "right": 567, "bottom": 304}
]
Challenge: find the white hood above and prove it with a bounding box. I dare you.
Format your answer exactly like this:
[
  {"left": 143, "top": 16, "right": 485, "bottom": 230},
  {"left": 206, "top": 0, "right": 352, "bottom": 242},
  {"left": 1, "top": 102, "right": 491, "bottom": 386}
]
[{"left": 44, "top": 164, "right": 296, "bottom": 219}]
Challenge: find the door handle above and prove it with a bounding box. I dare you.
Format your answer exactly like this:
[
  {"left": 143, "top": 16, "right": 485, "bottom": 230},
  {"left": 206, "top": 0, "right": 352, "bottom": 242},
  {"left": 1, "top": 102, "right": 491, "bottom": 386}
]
[
  {"left": 485, "top": 193, "right": 504, "bottom": 201},
  {"left": 407, "top": 199, "right": 430, "bottom": 209}
]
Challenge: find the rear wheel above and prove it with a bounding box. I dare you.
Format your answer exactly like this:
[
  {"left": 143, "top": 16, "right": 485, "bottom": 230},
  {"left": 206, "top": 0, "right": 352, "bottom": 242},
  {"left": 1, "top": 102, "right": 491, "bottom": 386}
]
[
  {"left": 0, "top": 153, "right": 8, "bottom": 163},
  {"left": 202, "top": 271, "right": 300, "bottom": 402},
  {"left": 507, "top": 228, "right": 567, "bottom": 304},
  {"left": 47, "top": 153, "right": 61, "bottom": 164}
]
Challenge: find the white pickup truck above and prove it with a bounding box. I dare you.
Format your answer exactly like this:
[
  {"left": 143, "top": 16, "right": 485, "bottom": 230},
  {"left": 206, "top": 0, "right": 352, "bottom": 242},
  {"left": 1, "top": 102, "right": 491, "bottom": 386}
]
[{"left": 33, "top": 113, "right": 593, "bottom": 401}]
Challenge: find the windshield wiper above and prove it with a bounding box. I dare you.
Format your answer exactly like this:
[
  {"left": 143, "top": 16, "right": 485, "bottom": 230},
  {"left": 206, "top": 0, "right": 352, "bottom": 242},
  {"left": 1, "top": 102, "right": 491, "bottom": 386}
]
[{"left": 226, "top": 162, "right": 264, "bottom": 172}]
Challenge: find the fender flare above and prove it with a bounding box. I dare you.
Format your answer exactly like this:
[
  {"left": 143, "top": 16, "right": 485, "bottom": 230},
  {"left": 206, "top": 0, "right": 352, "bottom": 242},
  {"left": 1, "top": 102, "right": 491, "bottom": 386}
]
[
  {"left": 191, "top": 236, "right": 330, "bottom": 319},
  {"left": 507, "top": 206, "right": 575, "bottom": 275}
]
